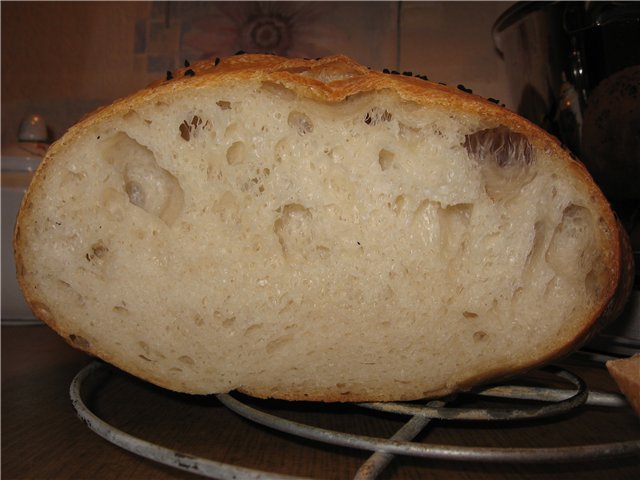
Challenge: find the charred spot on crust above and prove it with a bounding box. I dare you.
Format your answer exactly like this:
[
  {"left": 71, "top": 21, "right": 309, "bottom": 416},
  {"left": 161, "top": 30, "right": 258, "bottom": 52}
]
[{"left": 381, "top": 67, "right": 427, "bottom": 82}]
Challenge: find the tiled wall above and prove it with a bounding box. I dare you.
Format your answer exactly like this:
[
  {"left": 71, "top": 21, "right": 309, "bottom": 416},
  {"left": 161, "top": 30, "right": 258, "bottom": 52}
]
[{"left": 1, "top": 1, "right": 513, "bottom": 146}]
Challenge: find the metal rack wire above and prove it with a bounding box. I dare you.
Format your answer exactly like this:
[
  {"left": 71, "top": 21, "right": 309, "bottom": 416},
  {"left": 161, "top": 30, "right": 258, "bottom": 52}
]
[{"left": 70, "top": 361, "right": 640, "bottom": 480}]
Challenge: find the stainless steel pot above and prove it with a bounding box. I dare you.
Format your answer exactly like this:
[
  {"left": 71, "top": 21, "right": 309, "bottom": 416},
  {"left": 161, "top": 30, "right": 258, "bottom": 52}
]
[{"left": 493, "top": 1, "right": 640, "bottom": 203}]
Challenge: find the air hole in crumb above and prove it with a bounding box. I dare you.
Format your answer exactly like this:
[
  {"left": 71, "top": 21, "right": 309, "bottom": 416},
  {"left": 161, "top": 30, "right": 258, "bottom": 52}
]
[
  {"left": 139, "top": 355, "right": 152, "bottom": 362},
  {"left": 219, "top": 315, "right": 235, "bottom": 327},
  {"left": 69, "top": 334, "right": 90, "bottom": 349},
  {"left": 260, "top": 81, "right": 296, "bottom": 101},
  {"left": 56, "top": 280, "right": 84, "bottom": 305},
  {"left": 102, "top": 132, "right": 184, "bottom": 225},
  {"left": 274, "top": 203, "right": 313, "bottom": 260},
  {"left": 266, "top": 334, "right": 293, "bottom": 354},
  {"left": 383, "top": 285, "right": 395, "bottom": 300},
  {"left": 244, "top": 323, "right": 263, "bottom": 335},
  {"left": 391, "top": 195, "right": 406, "bottom": 214},
  {"left": 464, "top": 126, "right": 534, "bottom": 167},
  {"left": 226, "top": 141, "right": 246, "bottom": 165},
  {"left": 585, "top": 264, "right": 605, "bottom": 299},
  {"left": 179, "top": 121, "right": 191, "bottom": 141},
  {"left": 138, "top": 341, "right": 150, "bottom": 355},
  {"left": 463, "top": 125, "right": 536, "bottom": 199},
  {"left": 378, "top": 149, "right": 395, "bottom": 171},
  {"left": 288, "top": 111, "right": 314, "bottom": 135},
  {"left": 473, "top": 331, "right": 488, "bottom": 341},
  {"left": 364, "top": 107, "right": 392, "bottom": 126},
  {"left": 525, "top": 221, "right": 546, "bottom": 266},
  {"left": 546, "top": 204, "right": 595, "bottom": 275},
  {"left": 177, "top": 115, "right": 212, "bottom": 141},
  {"left": 223, "top": 123, "right": 240, "bottom": 140},
  {"left": 125, "top": 181, "right": 145, "bottom": 208},
  {"left": 463, "top": 311, "right": 479, "bottom": 319},
  {"left": 216, "top": 100, "right": 231, "bottom": 110},
  {"left": 278, "top": 300, "right": 295, "bottom": 314},
  {"left": 399, "top": 122, "right": 420, "bottom": 139},
  {"left": 178, "top": 355, "right": 195, "bottom": 365},
  {"left": 90, "top": 241, "right": 108, "bottom": 259}
]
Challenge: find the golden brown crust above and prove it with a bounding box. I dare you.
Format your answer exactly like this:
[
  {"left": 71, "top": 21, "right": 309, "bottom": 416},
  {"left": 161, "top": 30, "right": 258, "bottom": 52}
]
[{"left": 14, "top": 54, "right": 632, "bottom": 402}]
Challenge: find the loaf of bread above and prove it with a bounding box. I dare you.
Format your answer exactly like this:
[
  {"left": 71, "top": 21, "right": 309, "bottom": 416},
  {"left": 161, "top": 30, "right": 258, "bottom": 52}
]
[{"left": 15, "top": 54, "right": 632, "bottom": 401}]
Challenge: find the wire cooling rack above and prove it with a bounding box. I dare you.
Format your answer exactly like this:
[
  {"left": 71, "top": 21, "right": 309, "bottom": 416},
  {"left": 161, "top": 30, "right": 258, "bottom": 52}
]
[{"left": 70, "top": 360, "right": 640, "bottom": 480}]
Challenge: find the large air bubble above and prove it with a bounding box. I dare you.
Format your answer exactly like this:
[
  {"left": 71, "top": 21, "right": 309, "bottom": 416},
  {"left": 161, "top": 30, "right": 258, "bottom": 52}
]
[
  {"left": 463, "top": 125, "right": 536, "bottom": 200},
  {"left": 102, "top": 132, "right": 184, "bottom": 225}
]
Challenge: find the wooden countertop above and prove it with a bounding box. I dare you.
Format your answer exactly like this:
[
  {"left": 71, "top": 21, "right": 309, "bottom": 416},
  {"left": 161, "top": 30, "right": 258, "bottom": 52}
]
[{"left": 2, "top": 323, "right": 639, "bottom": 480}]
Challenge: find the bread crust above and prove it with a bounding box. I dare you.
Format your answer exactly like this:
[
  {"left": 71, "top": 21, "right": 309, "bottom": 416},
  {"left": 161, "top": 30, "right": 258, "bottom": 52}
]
[
  {"left": 606, "top": 354, "right": 640, "bottom": 416},
  {"left": 14, "top": 54, "right": 633, "bottom": 402}
]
